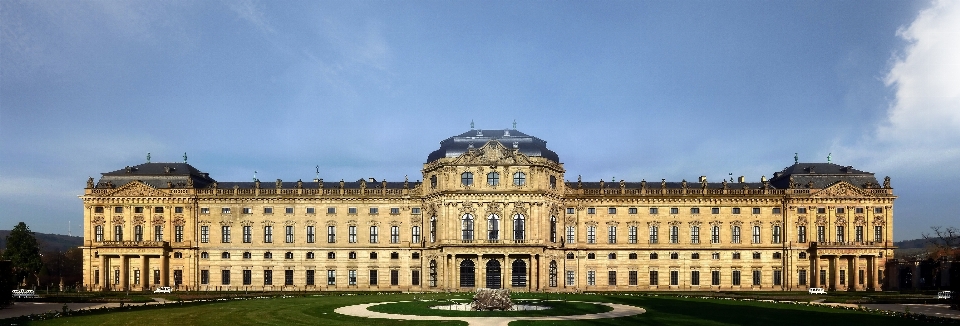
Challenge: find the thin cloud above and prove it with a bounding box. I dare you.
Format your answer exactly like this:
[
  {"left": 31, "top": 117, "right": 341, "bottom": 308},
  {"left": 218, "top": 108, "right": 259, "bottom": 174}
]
[{"left": 225, "top": 0, "right": 274, "bottom": 34}]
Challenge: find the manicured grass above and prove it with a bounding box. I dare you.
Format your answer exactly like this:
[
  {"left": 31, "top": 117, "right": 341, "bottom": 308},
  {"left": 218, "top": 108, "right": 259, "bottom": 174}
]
[
  {"left": 16, "top": 292, "right": 940, "bottom": 326},
  {"left": 368, "top": 299, "right": 611, "bottom": 317}
]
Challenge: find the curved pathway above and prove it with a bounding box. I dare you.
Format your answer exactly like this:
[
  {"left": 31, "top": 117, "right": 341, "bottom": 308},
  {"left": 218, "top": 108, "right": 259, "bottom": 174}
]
[{"left": 334, "top": 300, "right": 646, "bottom": 326}]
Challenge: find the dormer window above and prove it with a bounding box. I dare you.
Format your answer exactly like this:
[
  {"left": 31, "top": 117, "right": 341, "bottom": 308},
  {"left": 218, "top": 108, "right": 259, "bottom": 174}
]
[
  {"left": 487, "top": 172, "right": 500, "bottom": 186},
  {"left": 461, "top": 172, "right": 474, "bottom": 186},
  {"left": 513, "top": 172, "right": 526, "bottom": 186}
]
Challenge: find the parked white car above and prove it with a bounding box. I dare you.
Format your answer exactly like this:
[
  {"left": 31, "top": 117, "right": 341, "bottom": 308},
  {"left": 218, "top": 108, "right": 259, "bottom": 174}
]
[
  {"left": 808, "top": 288, "right": 827, "bottom": 294},
  {"left": 11, "top": 289, "right": 38, "bottom": 298},
  {"left": 153, "top": 286, "right": 172, "bottom": 293},
  {"left": 938, "top": 291, "right": 953, "bottom": 299}
]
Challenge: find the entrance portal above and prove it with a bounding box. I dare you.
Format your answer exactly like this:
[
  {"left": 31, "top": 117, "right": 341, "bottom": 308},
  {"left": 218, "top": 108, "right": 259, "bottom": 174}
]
[
  {"left": 460, "top": 259, "right": 475, "bottom": 287},
  {"left": 486, "top": 259, "right": 502, "bottom": 289}
]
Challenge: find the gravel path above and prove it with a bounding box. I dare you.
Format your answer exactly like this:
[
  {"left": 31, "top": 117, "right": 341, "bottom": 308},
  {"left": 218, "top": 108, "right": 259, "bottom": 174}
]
[{"left": 334, "top": 300, "right": 646, "bottom": 326}]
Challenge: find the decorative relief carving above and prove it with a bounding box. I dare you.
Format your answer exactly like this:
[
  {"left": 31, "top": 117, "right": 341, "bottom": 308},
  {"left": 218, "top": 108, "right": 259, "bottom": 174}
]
[
  {"left": 668, "top": 221, "right": 682, "bottom": 226},
  {"left": 730, "top": 221, "right": 743, "bottom": 227},
  {"left": 325, "top": 220, "right": 338, "bottom": 226},
  {"left": 511, "top": 202, "right": 528, "bottom": 216},
  {"left": 151, "top": 216, "right": 165, "bottom": 226},
  {"left": 853, "top": 216, "right": 866, "bottom": 225},
  {"left": 218, "top": 221, "right": 232, "bottom": 226},
  {"left": 305, "top": 220, "right": 316, "bottom": 226},
  {"left": 410, "top": 216, "right": 421, "bottom": 224},
  {"left": 795, "top": 218, "right": 807, "bottom": 226},
  {"left": 111, "top": 216, "right": 125, "bottom": 225},
  {"left": 453, "top": 140, "right": 532, "bottom": 166},
  {"left": 459, "top": 201, "right": 477, "bottom": 216},
  {"left": 106, "top": 181, "right": 170, "bottom": 197},
  {"left": 346, "top": 220, "right": 357, "bottom": 226},
  {"left": 813, "top": 182, "right": 869, "bottom": 198},
  {"left": 132, "top": 216, "right": 146, "bottom": 226},
  {"left": 709, "top": 220, "right": 723, "bottom": 227},
  {"left": 92, "top": 216, "right": 105, "bottom": 226},
  {"left": 487, "top": 202, "right": 503, "bottom": 216},
  {"left": 284, "top": 220, "right": 296, "bottom": 226},
  {"left": 240, "top": 220, "right": 254, "bottom": 227},
  {"left": 688, "top": 220, "right": 702, "bottom": 227},
  {"left": 172, "top": 216, "right": 185, "bottom": 226},
  {"left": 389, "top": 220, "right": 403, "bottom": 226},
  {"left": 836, "top": 216, "right": 846, "bottom": 225},
  {"left": 873, "top": 216, "right": 885, "bottom": 226},
  {"left": 815, "top": 216, "right": 827, "bottom": 226}
]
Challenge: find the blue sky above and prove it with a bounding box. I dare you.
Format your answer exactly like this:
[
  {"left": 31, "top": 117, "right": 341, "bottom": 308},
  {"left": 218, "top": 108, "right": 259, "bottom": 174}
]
[{"left": 2, "top": 0, "right": 959, "bottom": 240}]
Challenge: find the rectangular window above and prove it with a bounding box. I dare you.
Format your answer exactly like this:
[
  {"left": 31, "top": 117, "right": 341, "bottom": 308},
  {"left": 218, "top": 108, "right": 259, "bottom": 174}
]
[
  {"left": 608, "top": 207, "right": 617, "bottom": 214},
  {"left": 285, "top": 207, "right": 294, "bottom": 214},
  {"left": 608, "top": 271, "right": 617, "bottom": 285},
  {"left": 264, "top": 226, "right": 273, "bottom": 243},
  {"left": 200, "top": 270, "right": 209, "bottom": 285},
  {"left": 732, "top": 270, "right": 741, "bottom": 286},
  {"left": 691, "top": 271, "right": 700, "bottom": 286},
  {"left": 587, "top": 270, "right": 596, "bottom": 286},
  {"left": 859, "top": 270, "right": 865, "bottom": 285},
  {"left": 773, "top": 207, "right": 782, "bottom": 214},
  {"left": 390, "top": 207, "right": 400, "bottom": 215},
  {"left": 114, "top": 225, "right": 123, "bottom": 241},
  {"left": 567, "top": 208, "right": 575, "bottom": 214},
  {"left": 369, "top": 207, "right": 379, "bottom": 215},
  {"left": 201, "top": 226, "right": 209, "bottom": 243},
  {"left": 820, "top": 270, "right": 827, "bottom": 285},
  {"left": 799, "top": 270, "right": 807, "bottom": 285},
  {"left": 243, "top": 270, "right": 252, "bottom": 285},
  {"left": 349, "top": 270, "right": 357, "bottom": 285},
  {"left": 649, "top": 207, "right": 658, "bottom": 214},
  {"left": 711, "top": 270, "right": 721, "bottom": 286},
  {"left": 221, "top": 226, "right": 231, "bottom": 243},
  {"left": 732, "top": 226, "right": 741, "bottom": 244},
  {"left": 243, "top": 226, "right": 252, "bottom": 243},
  {"left": 348, "top": 207, "right": 357, "bottom": 214},
  {"left": 327, "top": 226, "right": 336, "bottom": 243},
  {"left": 112, "top": 206, "right": 123, "bottom": 214},
  {"left": 349, "top": 226, "right": 357, "bottom": 243},
  {"left": 670, "top": 271, "right": 679, "bottom": 286},
  {"left": 855, "top": 226, "right": 863, "bottom": 242},
  {"left": 629, "top": 207, "right": 638, "bottom": 214},
  {"left": 874, "top": 226, "right": 883, "bottom": 242},
  {"left": 752, "top": 207, "right": 761, "bottom": 215},
  {"left": 798, "top": 226, "right": 807, "bottom": 243},
  {"left": 222, "top": 207, "right": 231, "bottom": 214},
  {"left": 307, "top": 226, "right": 315, "bottom": 243},
  {"left": 649, "top": 226, "right": 659, "bottom": 244},
  {"left": 839, "top": 270, "right": 846, "bottom": 285},
  {"left": 711, "top": 207, "right": 720, "bottom": 214},
  {"left": 817, "top": 207, "right": 826, "bottom": 214},
  {"left": 221, "top": 270, "right": 231, "bottom": 285},
  {"left": 306, "top": 270, "right": 315, "bottom": 286},
  {"left": 174, "top": 225, "right": 183, "bottom": 242},
  {"left": 772, "top": 225, "right": 781, "bottom": 244},
  {"left": 286, "top": 225, "right": 294, "bottom": 243},
  {"left": 608, "top": 226, "right": 617, "bottom": 244},
  {"left": 874, "top": 207, "right": 883, "bottom": 214},
  {"left": 134, "top": 225, "right": 142, "bottom": 242},
  {"left": 587, "top": 207, "right": 596, "bottom": 214},
  {"left": 412, "top": 207, "right": 421, "bottom": 214},
  {"left": 587, "top": 226, "right": 596, "bottom": 244},
  {"left": 327, "top": 207, "right": 336, "bottom": 214},
  {"left": 566, "top": 226, "right": 575, "bottom": 244},
  {"left": 94, "top": 206, "right": 104, "bottom": 214},
  {"left": 370, "top": 270, "right": 378, "bottom": 285},
  {"left": 690, "top": 226, "right": 700, "bottom": 244},
  {"left": 836, "top": 207, "right": 845, "bottom": 214},
  {"left": 629, "top": 271, "right": 638, "bottom": 285},
  {"left": 732, "top": 207, "right": 741, "bottom": 214},
  {"left": 201, "top": 207, "right": 210, "bottom": 214},
  {"left": 817, "top": 225, "right": 826, "bottom": 242},
  {"left": 669, "top": 226, "right": 679, "bottom": 244},
  {"left": 134, "top": 270, "right": 140, "bottom": 285},
  {"left": 154, "top": 270, "right": 160, "bottom": 284},
  {"left": 391, "top": 270, "right": 399, "bottom": 286},
  {"left": 690, "top": 207, "right": 700, "bottom": 214},
  {"left": 412, "top": 226, "right": 421, "bottom": 244},
  {"left": 327, "top": 270, "right": 336, "bottom": 285},
  {"left": 670, "top": 207, "right": 679, "bottom": 214},
  {"left": 855, "top": 207, "right": 864, "bottom": 214},
  {"left": 285, "top": 270, "right": 294, "bottom": 286},
  {"left": 566, "top": 271, "right": 575, "bottom": 286},
  {"left": 412, "top": 270, "right": 420, "bottom": 286},
  {"left": 752, "top": 270, "right": 761, "bottom": 286},
  {"left": 649, "top": 271, "right": 659, "bottom": 285},
  {"left": 264, "top": 207, "right": 273, "bottom": 214},
  {"left": 797, "top": 207, "right": 807, "bottom": 214},
  {"left": 370, "top": 226, "right": 379, "bottom": 243},
  {"left": 134, "top": 207, "right": 143, "bottom": 214},
  {"left": 154, "top": 207, "right": 164, "bottom": 214},
  {"left": 711, "top": 226, "right": 720, "bottom": 244},
  {"left": 154, "top": 225, "right": 163, "bottom": 242},
  {"left": 628, "top": 226, "right": 638, "bottom": 244},
  {"left": 752, "top": 226, "right": 761, "bottom": 244},
  {"left": 836, "top": 226, "right": 845, "bottom": 243},
  {"left": 773, "top": 270, "right": 782, "bottom": 286},
  {"left": 242, "top": 207, "right": 253, "bottom": 214},
  {"left": 306, "top": 207, "right": 315, "bottom": 214},
  {"left": 390, "top": 225, "right": 400, "bottom": 244},
  {"left": 175, "top": 206, "right": 184, "bottom": 214}
]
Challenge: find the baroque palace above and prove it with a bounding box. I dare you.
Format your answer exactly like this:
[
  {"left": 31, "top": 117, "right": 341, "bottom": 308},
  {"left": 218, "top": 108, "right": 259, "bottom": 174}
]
[{"left": 81, "top": 129, "right": 896, "bottom": 292}]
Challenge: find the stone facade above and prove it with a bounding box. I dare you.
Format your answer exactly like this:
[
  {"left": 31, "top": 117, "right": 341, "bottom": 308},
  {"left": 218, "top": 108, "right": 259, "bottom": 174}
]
[{"left": 81, "top": 129, "right": 896, "bottom": 292}]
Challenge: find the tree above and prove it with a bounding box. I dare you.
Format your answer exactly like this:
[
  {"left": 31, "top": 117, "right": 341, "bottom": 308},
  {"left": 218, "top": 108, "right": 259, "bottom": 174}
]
[
  {"left": 2, "top": 222, "right": 43, "bottom": 287},
  {"left": 923, "top": 226, "right": 960, "bottom": 309}
]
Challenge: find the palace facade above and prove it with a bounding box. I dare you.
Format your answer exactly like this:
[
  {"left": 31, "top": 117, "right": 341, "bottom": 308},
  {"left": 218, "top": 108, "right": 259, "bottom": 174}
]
[{"left": 81, "top": 129, "right": 896, "bottom": 292}]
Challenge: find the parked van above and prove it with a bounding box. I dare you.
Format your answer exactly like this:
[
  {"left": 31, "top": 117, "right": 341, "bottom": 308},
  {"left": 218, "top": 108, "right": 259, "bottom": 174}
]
[
  {"left": 938, "top": 291, "right": 953, "bottom": 299},
  {"left": 808, "top": 288, "right": 827, "bottom": 294}
]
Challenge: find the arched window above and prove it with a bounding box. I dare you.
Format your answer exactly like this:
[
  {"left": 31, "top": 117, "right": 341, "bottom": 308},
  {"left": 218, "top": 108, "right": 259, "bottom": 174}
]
[
  {"left": 550, "top": 176, "right": 557, "bottom": 189},
  {"left": 285, "top": 252, "right": 293, "bottom": 259},
  {"left": 430, "top": 175, "right": 437, "bottom": 189},
  {"left": 670, "top": 252, "right": 679, "bottom": 259},
  {"left": 461, "top": 172, "right": 473, "bottom": 186},
  {"left": 550, "top": 216, "right": 557, "bottom": 243},
  {"left": 306, "top": 252, "right": 315, "bottom": 259},
  {"left": 513, "top": 172, "right": 526, "bottom": 186},
  {"left": 691, "top": 253, "right": 700, "bottom": 259},
  {"left": 430, "top": 216, "right": 437, "bottom": 243},
  {"left": 461, "top": 214, "right": 475, "bottom": 241},
  {"left": 511, "top": 259, "right": 527, "bottom": 287},
  {"left": 173, "top": 252, "right": 183, "bottom": 258},
  {"left": 587, "top": 253, "right": 596, "bottom": 259},
  {"left": 487, "top": 214, "right": 500, "bottom": 240},
  {"left": 460, "top": 259, "right": 475, "bottom": 287},
  {"left": 629, "top": 253, "right": 638, "bottom": 259},
  {"left": 221, "top": 252, "right": 230, "bottom": 259},
  {"left": 264, "top": 252, "right": 273, "bottom": 259},
  {"left": 327, "top": 252, "right": 335, "bottom": 259},
  {"left": 243, "top": 252, "right": 252, "bottom": 259},
  {"left": 772, "top": 252, "right": 782, "bottom": 259},
  {"left": 390, "top": 252, "right": 399, "bottom": 259},
  {"left": 429, "top": 260, "right": 438, "bottom": 287},
  {"left": 349, "top": 252, "right": 357, "bottom": 259},
  {"left": 513, "top": 214, "right": 525, "bottom": 241},
  {"left": 799, "top": 252, "right": 807, "bottom": 259},
  {"left": 566, "top": 252, "right": 575, "bottom": 259},
  {"left": 548, "top": 260, "right": 558, "bottom": 287},
  {"left": 487, "top": 172, "right": 500, "bottom": 186},
  {"left": 200, "top": 251, "right": 209, "bottom": 259},
  {"left": 608, "top": 253, "right": 617, "bottom": 260},
  {"left": 649, "top": 252, "right": 658, "bottom": 259},
  {"left": 369, "top": 252, "right": 378, "bottom": 259}
]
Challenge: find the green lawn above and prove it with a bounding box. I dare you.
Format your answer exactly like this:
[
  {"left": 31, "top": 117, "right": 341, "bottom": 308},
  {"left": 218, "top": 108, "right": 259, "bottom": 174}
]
[{"left": 10, "top": 292, "right": 943, "bottom": 326}]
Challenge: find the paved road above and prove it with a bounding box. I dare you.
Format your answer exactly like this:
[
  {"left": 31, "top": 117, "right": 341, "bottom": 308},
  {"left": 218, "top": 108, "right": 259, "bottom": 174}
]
[
  {"left": 335, "top": 300, "right": 646, "bottom": 326},
  {"left": 861, "top": 304, "right": 960, "bottom": 319}
]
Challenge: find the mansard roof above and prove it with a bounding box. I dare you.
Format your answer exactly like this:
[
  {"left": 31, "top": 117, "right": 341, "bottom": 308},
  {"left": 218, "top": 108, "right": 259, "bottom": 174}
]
[
  {"left": 98, "top": 162, "right": 216, "bottom": 189},
  {"left": 769, "top": 162, "right": 881, "bottom": 189},
  {"left": 427, "top": 129, "right": 560, "bottom": 163}
]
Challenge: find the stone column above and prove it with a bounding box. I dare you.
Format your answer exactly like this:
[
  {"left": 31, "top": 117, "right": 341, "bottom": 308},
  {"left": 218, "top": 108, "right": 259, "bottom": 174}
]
[
  {"left": 477, "top": 256, "right": 486, "bottom": 288},
  {"left": 866, "top": 256, "right": 875, "bottom": 291},
  {"left": 810, "top": 254, "right": 819, "bottom": 288},
  {"left": 141, "top": 256, "right": 149, "bottom": 291},
  {"left": 872, "top": 257, "right": 881, "bottom": 290},
  {"left": 161, "top": 253, "right": 170, "bottom": 287},
  {"left": 99, "top": 255, "right": 108, "bottom": 291},
  {"left": 119, "top": 255, "right": 129, "bottom": 291},
  {"left": 851, "top": 256, "right": 860, "bottom": 291},
  {"left": 911, "top": 262, "right": 921, "bottom": 290},
  {"left": 829, "top": 256, "right": 839, "bottom": 291}
]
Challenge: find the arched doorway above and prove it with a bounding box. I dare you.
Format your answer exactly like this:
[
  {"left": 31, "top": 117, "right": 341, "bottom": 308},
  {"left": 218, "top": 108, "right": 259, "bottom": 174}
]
[
  {"left": 549, "top": 260, "right": 558, "bottom": 287},
  {"left": 460, "top": 259, "right": 475, "bottom": 287},
  {"left": 511, "top": 259, "right": 527, "bottom": 287},
  {"left": 486, "top": 259, "right": 502, "bottom": 289}
]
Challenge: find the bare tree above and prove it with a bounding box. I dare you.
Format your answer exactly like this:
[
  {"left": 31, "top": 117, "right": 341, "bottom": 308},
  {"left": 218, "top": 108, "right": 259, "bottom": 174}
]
[{"left": 923, "top": 226, "right": 960, "bottom": 260}]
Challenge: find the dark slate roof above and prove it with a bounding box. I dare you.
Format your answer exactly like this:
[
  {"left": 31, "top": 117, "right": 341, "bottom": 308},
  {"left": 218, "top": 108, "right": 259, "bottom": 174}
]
[
  {"left": 566, "top": 181, "right": 770, "bottom": 189},
  {"left": 98, "top": 162, "right": 215, "bottom": 189},
  {"left": 769, "top": 163, "right": 880, "bottom": 189},
  {"left": 213, "top": 180, "right": 418, "bottom": 189},
  {"left": 427, "top": 129, "right": 560, "bottom": 163},
  {"left": 103, "top": 162, "right": 204, "bottom": 176}
]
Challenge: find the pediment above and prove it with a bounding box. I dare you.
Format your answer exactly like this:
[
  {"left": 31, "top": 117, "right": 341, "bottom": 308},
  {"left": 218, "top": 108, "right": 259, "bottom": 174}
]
[
  {"left": 453, "top": 140, "right": 532, "bottom": 165},
  {"left": 105, "top": 181, "right": 170, "bottom": 197},
  {"left": 811, "top": 181, "right": 871, "bottom": 198}
]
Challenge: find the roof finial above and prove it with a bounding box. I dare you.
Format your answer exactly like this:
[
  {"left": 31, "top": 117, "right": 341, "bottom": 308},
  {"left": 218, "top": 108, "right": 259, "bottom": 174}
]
[
  {"left": 512, "top": 119, "right": 517, "bottom": 130},
  {"left": 147, "top": 152, "right": 151, "bottom": 163},
  {"left": 794, "top": 153, "right": 798, "bottom": 164},
  {"left": 254, "top": 170, "right": 258, "bottom": 182},
  {"left": 827, "top": 153, "right": 831, "bottom": 163},
  {"left": 470, "top": 119, "right": 475, "bottom": 130},
  {"left": 315, "top": 165, "right": 320, "bottom": 180},
  {"left": 183, "top": 152, "right": 188, "bottom": 163}
]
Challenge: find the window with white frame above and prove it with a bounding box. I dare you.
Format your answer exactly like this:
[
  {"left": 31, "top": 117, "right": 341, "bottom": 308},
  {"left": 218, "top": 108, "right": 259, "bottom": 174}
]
[
  {"left": 566, "top": 226, "right": 575, "bottom": 243},
  {"left": 390, "top": 225, "right": 400, "bottom": 244},
  {"left": 690, "top": 226, "right": 700, "bottom": 244},
  {"left": 369, "top": 226, "right": 379, "bottom": 243},
  {"left": 649, "top": 225, "right": 659, "bottom": 244},
  {"left": 731, "top": 226, "right": 741, "bottom": 244},
  {"left": 200, "top": 225, "right": 209, "bottom": 243},
  {"left": 221, "top": 226, "right": 231, "bottom": 243},
  {"left": 607, "top": 225, "right": 617, "bottom": 244},
  {"left": 327, "top": 226, "right": 336, "bottom": 243},
  {"left": 587, "top": 225, "right": 596, "bottom": 244},
  {"left": 628, "top": 225, "right": 638, "bottom": 244},
  {"left": 669, "top": 225, "right": 679, "bottom": 244},
  {"left": 412, "top": 225, "right": 421, "bottom": 243},
  {"left": 751, "top": 225, "right": 760, "bottom": 244},
  {"left": 285, "top": 225, "right": 294, "bottom": 243},
  {"left": 243, "top": 226, "right": 252, "bottom": 243},
  {"left": 264, "top": 226, "right": 273, "bottom": 243},
  {"left": 306, "top": 226, "right": 315, "bottom": 243}
]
